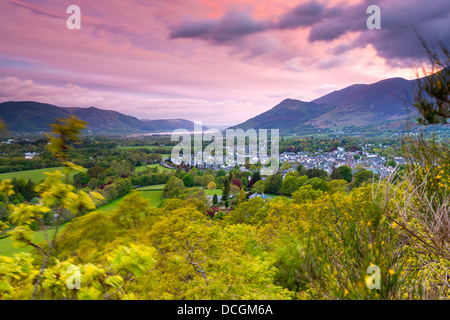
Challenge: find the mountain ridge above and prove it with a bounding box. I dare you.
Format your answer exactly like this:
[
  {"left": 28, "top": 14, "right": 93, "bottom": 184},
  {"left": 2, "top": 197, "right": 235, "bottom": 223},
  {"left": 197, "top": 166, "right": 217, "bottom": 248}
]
[
  {"left": 0, "top": 101, "right": 203, "bottom": 135},
  {"left": 230, "top": 74, "right": 422, "bottom": 133},
  {"left": 0, "top": 70, "right": 441, "bottom": 136}
]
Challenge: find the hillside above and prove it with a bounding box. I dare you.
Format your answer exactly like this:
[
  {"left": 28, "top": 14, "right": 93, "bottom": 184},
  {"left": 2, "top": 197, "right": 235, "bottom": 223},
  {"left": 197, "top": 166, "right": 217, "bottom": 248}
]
[
  {"left": 0, "top": 101, "right": 71, "bottom": 133},
  {"left": 230, "top": 99, "right": 335, "bottom": 132},
  {"left": 0, "top": 101, "right": 200, "bottom": 135},
  {"left": 230, "top": 75, "right": 422, "bottom": 133}
]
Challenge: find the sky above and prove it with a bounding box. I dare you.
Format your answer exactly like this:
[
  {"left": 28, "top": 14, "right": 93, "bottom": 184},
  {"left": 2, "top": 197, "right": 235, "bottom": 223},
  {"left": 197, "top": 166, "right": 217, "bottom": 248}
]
[{"left": 0, "top": 0, "right": 449, "bottom": 126}]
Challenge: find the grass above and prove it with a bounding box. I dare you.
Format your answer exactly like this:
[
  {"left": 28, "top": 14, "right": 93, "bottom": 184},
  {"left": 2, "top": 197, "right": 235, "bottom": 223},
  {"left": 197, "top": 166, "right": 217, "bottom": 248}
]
[
  {"left": 93, "top": 190, "right": 163, "bottom": 213},
  {"left": 118, "top": 145, "right": 172, "bottom": 152},
  {"left": 139, "top": 190, "right": 163, "bottom": 207},
  {"left": 263, "top": 193, "right": 281, "bottom": 199},
  {"left": 0, "top": 228, "right": 58, "bottom": 257},
  {"left": 0, "top": 190, "right": 163, "bottom": 257},
  {"left": 0, "top": 167, "right": 85, "bottom": 183},
  {"left": 135, "top": 163, "right": 175, "bottom": 173},
  {"left": 205, "top": 188, "right": 223, "bottom": 196},
  {"left": 136, "top": 184, "right": 166, "bottom": 191},
  {"left": 92, "top": 196, "right": 124, "bottom": 213}
]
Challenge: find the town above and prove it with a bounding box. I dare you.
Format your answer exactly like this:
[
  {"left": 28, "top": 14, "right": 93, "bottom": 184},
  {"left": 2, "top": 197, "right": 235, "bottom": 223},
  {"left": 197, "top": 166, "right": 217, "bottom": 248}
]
[{"left": 165, "top": 140, "right": 405, "bottom": 179}]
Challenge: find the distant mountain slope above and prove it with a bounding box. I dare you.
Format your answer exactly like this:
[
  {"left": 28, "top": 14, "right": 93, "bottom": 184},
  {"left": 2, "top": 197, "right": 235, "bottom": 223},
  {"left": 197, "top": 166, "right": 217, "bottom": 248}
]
[
  {"left": 0, "top": 101, "right": 71, "bottom": 133},
  {"left": 141, "top": 119, "right": 202, "bottom": 132},
  {"left": 0, "top": 101, "right": 200, "bottom": 134},
  {"left": 230, "top": 99, "right": 334, "bottom": 131},
  {"left": 72, "top": 107, "right": 148, "bottom": 133},
  {"left": 231, "top": 75, "right": 421, "bottom": 133}
]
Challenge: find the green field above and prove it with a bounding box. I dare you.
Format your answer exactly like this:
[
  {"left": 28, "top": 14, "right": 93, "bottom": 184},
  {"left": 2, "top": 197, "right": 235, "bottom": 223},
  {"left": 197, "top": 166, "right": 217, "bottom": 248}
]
[
  {"left": 0, "top": 167, "right": 84, "bottom": 183},
  {"left": 136, "top": 184, "right": 166, "bottom": 191},
  {"left": 0, "top": 228, "right": 58, "bottom": 257},
  {"left": 205, "top": 188, "right": 223, "bottom": 196},
  {"left": 0, "top": 190, "right": 163, "bottom": 257},
  {"left": 139, "top": 190, "right": 163, "bottom": 207},
  {"left": 119, "top": 145, "right": 172, "bottom": 152},
  {"left": 93, "top": 190, "right": 163, "bottom": 213},
  {"left": 135, "top": 163, "right": 175, "bottom": 173}
]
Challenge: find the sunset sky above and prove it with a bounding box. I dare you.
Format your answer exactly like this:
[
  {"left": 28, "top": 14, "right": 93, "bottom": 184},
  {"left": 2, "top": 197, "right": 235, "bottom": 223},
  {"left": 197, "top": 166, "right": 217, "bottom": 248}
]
[{"left": 0, "top": 0, "right": 449, "bottom": 126}]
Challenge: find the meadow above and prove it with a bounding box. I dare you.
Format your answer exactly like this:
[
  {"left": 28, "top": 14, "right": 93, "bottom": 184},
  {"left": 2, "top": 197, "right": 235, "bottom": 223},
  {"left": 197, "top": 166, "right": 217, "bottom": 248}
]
[
  {"left": 118, "top": 145, "right": 172, "bottom": 152},
  {"left": 0, "top": 189, "right": 163, "bottom": 257},
  {"left": 136, "top": 184, "right": 166, "bottom": 191},
  {"left": 0, "top": 228, "right": 58, "bottom": 257},
  {"left": 205, "top": 188, "right": 223, "bottom": 196},
  {"left": 0, "top": 167, "right": 84, "bottom": 183},
  {"left": 135, "top": 163, "right": 175, "bottom": 173},
  {"left": 92, "top": 190, "right": 163, "bottom": 213}
]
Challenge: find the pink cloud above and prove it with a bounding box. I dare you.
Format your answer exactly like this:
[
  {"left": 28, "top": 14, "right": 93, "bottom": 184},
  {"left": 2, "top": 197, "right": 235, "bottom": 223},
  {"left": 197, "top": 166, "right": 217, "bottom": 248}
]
[{"left": 0, "top": 0, "right": 432, "bottom": 127}]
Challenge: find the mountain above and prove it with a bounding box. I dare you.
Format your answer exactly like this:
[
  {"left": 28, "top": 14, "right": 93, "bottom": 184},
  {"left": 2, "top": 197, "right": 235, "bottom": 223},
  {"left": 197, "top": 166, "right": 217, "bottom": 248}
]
[
  {"left": 0, "top": 101, "right": 201, "bottom": 135},
  {"left": 310, "top": 77, "right": 417, "bottom": 128},
  {"left": 70, "top": 106, "right": 149, "bottom": 133},
  {"left": 0, "top": 101, "right": 72, "bottom": 133},
  {"left": 230, "top": 75, "right": 421, "bottom": 134},
  {"left": 231, "top": 99, "right": 335, "bottom": 132},
  {"left": 140, "top": 119, "right": 202, "bottom": 132}
]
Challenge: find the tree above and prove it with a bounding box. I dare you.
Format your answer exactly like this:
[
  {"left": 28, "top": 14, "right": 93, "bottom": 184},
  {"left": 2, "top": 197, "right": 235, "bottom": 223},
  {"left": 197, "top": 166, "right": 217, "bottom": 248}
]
[
  {"left": 379, "top": 39, "right": 450, "bottom": 284},
  {"left": 231, "top": 178, "right": 242, "bottom": 190},
  {"left": 251, "top": 180, "right": 266, "bottom": 194},
  {"left": 183, "top": 187, "right": 207, "bottom": 203},
  {"left": 216, "top": 169, "right": 226, "bottom": 177},
  {"left": 338, "top": 165, "right": 352, "bottom": 183},
  {"left": 24, "top": 179, "right": 38, "bottom": 201},
  {"left": 265, "top": 174, "right": 283, "bottom": 194},
  {"left": 292, "top": 185, "right": 323, "bottom": 204},
  {"left": 280, "top": 175, "right": 307, "bottom": 195},
  {"left": 385, "top": 160, "right": 397, "bottom": 168},
  {"left": 221, "top": 178, "right": 230, "bottom": 202},
  {"left": 45, "top": 115, "right": 87, "bottom": 165},
  {"left": 330, "top": 166, "right": 342, "bottom": 181},
  {"left": 241, "top": 176, "right": 249, "bottom": 189},
  {"left": 305, "top": 177, "right": 329, "bottom": 192},
  {"left": 353, "top": 168, "right": 373, "bottom": 188},
  {"left": 225, "top": 197, "right": 267, "bottom": 225},
  {"left": 306, "top": 168, "right": 328, "bottom": 179},
  {"left": 73, "top": 171, "right": 91, "bottom": 188},
  {"left": 207, "top": 181, "right": 217, "bottom": 190},
  {"left": 230, "top": 184, "right": 240, "bottom": 195},
  {"left": 111, "top": 191, "right": 151, "bottom": 229},
  {"left": 182, "top": 173, "right": 195, "bottom": 188},
  {"left": 1, "top": 116, "right": 103, "bottom": 300},
  {"left": 212, "top": 193, "right": 218, "bottom": 205},
  {"left": 252, "top": 171, "right": 261, "bottom": 183},
  {"left": 413, "top": 39, "right": 449, "bottom": 125},
  {"left": 163, "top": 176, "right": 185, "bottom": 199},
  {"left": 238, "top": 188, "right": 246, "bottom": 205},
  {"left": 201, "top": 174, "right": 215, "bottom": 187},
  {"left": 280, "top": 161, "right": 292, "bottom": 171},
  {"left": 87, "top": 166, "right": 105, "bottom": 179},
  {"left": 194, "top": 175, "right": 202, "bottom": 186},
  {"left": 296, "top": 164, "right": 308, "bottom": 176}
]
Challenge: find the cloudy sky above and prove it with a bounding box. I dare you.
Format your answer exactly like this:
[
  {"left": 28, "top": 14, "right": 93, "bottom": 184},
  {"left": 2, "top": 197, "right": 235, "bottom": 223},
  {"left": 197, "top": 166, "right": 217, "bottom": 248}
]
[{"left": 0, "top": 0, "right": 448, "bottom": 126}]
